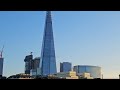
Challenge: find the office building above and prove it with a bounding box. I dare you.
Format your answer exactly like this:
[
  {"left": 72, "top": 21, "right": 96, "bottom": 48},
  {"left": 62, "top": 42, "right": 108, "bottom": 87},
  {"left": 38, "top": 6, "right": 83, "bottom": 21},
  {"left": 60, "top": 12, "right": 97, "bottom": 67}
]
[
  {"left": 39, "top": 11, "right": 57, "bottom": 75},
  {"left": 30, "top": 68, "right": 41, "bottom": 77},
  {"left": 73, "top": 65, "right": 101, "bottom": 79},
  {"left": 0, "top": 58, "right": 3, "bottom": 77},
  {"left": 0, "top": 47, "right": 4, "bottom": 77},
  {"left": 30, "top": 57, "right": 40, "bottom": 76},
  {"left": 24, "top": 54, "right": 33, "bottom": 74},
  {"left": 60, "top": 62, "right": 72, "bottom": 72},
  {"left": 0, "top": 46, "right": 4, "bottom": 78},
  {"left": 24, "top": 52, "right": 40, "bottom": 74},
  {"left": 33, "top": 57, "right": 40, "bottom": 69}
]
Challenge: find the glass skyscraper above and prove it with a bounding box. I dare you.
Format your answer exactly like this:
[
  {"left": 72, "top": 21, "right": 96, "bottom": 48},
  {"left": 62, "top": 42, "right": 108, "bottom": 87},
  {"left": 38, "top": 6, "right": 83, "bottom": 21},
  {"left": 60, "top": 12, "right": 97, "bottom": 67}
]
[{"left": 40, "top": 11, "right": 57, "bottom": 76}]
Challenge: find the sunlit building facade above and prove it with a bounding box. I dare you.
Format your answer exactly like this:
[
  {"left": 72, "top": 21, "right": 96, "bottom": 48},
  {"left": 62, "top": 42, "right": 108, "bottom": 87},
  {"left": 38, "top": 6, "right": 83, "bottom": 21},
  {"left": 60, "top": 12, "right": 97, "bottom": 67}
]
[
  {"left": 54, "top": 71, "right": 78, "bottom": 79},
  {"left": 73, "top": 65, "right": 101, "bottom": 78}
]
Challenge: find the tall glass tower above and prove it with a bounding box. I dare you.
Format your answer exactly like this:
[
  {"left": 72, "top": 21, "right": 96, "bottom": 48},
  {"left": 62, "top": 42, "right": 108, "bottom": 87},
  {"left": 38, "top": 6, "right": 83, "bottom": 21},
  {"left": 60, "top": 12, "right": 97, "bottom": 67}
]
[{"left": 40, "top": 11, "right": 57, "bottom": 76}]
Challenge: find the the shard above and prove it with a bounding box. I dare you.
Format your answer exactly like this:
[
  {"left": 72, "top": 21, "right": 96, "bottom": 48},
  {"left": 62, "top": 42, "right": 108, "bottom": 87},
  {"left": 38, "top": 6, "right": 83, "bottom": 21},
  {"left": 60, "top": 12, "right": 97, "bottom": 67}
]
[{"left": 40, "top": 11, "right": 57, "bottom": 76}]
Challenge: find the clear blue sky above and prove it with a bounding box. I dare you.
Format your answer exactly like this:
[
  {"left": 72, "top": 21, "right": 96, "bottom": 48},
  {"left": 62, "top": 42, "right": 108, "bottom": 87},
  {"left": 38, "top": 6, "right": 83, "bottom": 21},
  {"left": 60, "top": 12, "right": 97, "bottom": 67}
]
[{"left": 0, "top": 11, "right": 120, "bottom": 78}]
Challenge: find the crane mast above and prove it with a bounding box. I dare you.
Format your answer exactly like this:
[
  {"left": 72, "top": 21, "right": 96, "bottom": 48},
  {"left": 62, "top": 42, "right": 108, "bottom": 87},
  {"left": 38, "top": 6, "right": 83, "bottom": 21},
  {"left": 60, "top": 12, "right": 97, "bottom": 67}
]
[{"left": 0, "top": 45, "right": 4, "bottom": 58}]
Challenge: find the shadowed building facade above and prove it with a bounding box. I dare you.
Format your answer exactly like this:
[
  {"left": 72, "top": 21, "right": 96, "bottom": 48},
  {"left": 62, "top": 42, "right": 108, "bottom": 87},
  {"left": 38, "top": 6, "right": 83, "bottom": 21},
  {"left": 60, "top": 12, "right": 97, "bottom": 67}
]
[
  {"left": 40, "top": 11, "right": 57, "bottom": 75},
  {"left": 24, "top": 55, "right": 33, "bottom": 74},
  {"left": 0, "top": 58, "right": 3, "bottom": 77},
  {"left": 24, "top": 54, "right": 40, "bottom": 74}
]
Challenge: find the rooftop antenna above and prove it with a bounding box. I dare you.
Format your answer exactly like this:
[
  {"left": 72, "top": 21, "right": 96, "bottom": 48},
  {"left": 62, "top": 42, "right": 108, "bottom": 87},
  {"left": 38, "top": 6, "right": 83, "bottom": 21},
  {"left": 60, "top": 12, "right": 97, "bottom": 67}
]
[{"left": 0, "top": 45, "right": 4, "bottom": 58}]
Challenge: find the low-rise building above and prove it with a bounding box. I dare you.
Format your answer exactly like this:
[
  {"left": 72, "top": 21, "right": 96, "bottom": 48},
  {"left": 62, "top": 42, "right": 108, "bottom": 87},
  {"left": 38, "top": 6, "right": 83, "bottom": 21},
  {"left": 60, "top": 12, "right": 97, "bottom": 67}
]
[
  {"left": 78, "top": 72, "right": 93, "bottom": 79},
  {"left": 30, "top": 68, "right": 41, "bottom": 77},
  {"left": 54, "top": 71, "right": 78, "bottom": 79}
]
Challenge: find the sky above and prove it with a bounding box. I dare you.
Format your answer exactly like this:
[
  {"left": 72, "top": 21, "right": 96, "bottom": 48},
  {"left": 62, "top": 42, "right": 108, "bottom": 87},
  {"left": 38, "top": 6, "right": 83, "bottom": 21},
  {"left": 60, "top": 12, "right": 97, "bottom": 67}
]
[{"left": 0, "top": 11, "right": 120, "bottom": 78}]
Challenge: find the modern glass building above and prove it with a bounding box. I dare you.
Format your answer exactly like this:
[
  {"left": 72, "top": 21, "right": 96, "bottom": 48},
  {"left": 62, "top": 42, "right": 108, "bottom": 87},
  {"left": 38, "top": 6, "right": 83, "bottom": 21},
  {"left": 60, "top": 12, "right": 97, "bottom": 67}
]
[
  {"left": 73, "top": 65, "right": 101, "bottom": 78},
  {"left": 60, "top": 62, "right": 72, "bottom": 72},
  {"left": 40, "top": 11, "right": 57, "bottom": 76},
  {"left": 0, "top": 58, "right": 4, "bottom": 76}
]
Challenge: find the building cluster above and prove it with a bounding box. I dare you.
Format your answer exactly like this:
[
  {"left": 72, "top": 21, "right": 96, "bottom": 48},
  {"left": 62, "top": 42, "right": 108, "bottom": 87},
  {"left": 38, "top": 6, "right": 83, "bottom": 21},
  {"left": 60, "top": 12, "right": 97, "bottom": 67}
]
[
  {"left": 24, "top": 54, "right": 40, "bottom": 75},
  {"left": 0, "top": 11, "right": 102, "bottom": 79},
  {"left": 13, "top": 52, "right": 101, "bottom": 79}
]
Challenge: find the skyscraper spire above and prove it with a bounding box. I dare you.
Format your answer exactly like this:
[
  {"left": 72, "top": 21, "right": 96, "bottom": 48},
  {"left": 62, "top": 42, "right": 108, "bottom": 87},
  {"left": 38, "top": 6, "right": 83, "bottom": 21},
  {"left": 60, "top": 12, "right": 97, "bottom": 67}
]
[
  {"left": 46, "top": 11, "right": 52, "bottom": 22},
  {"left": 40, "top": 11, "right": 57, "bottom": 75}
]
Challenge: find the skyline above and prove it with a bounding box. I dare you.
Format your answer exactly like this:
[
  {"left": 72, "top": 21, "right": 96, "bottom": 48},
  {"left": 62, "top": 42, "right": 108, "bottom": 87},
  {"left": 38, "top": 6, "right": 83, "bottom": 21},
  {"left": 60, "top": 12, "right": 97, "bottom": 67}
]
[{"left": 0, "top": 11, "right": 120, "bottom": 78}]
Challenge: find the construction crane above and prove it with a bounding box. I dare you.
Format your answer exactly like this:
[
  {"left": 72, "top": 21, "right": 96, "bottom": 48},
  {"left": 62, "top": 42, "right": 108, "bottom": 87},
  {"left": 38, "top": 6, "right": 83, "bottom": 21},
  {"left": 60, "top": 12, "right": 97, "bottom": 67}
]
[
  {"left": 0, "top": 45, "right": 4, "bottom": 58},
  {"left": 30, "top": 52, "right": 33, "bottom": 55}
]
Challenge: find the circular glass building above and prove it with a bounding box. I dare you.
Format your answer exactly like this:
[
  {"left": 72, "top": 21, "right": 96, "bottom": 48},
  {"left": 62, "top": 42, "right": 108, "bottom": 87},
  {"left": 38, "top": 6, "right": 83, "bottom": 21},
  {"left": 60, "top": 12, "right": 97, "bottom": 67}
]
[{"left": 73, "top": 65, "right": 101, "bottom": 78}]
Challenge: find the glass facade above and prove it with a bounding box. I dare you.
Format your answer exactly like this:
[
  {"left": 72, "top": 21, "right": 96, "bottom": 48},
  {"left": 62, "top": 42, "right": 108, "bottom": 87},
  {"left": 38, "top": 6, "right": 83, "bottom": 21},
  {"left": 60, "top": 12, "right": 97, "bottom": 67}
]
[
  {"left": 40, "top": 11, "right": 57, "bottom": 75},
  {"left": 0, "top": 58, "right": 3, "bottom": 76},
  {"left": 60, "top": 62, "right": 72, "bottom": 72},
  {"left": 73, "top": 65, "right": 101, "bottom": 78}
]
